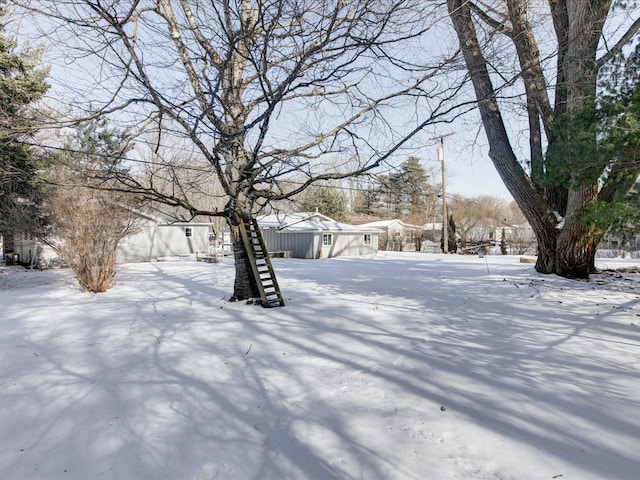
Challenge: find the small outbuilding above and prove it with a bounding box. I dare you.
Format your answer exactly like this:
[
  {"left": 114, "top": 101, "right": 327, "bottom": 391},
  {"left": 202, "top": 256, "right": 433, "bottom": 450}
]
[
  {"left": 257, "top": 212, "right": 380, "bottom": 259},
  {"left": 117, "top": 208, "right": 220, "bottom": 263}
]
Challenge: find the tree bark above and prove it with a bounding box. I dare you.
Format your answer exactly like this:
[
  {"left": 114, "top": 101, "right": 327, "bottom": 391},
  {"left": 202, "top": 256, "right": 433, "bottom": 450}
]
[
  {"left": 555, "top": 188, "right": 600, "bottom": 277},
  {"left": 447, "top": 0, "right": 558, "bottom": 274},
  {"left": 553, "top": 0, "right": 611, "bottom": 277},
  {"left": 448, "top": 0, "right": 620, "bottom": 279},
  {"left": 226, "top": 196, "right": 260, "bottom": 302}
]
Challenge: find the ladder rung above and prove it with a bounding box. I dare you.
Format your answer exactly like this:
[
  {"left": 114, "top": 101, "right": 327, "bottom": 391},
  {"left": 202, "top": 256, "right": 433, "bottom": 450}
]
[{"left": 240, "top": 219, "right": 284, "bottom": 308}]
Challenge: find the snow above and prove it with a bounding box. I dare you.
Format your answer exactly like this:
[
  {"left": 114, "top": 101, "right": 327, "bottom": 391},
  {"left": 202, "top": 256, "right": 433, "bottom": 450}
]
[
  {"left": 258, "top": 212, "right": 378, "bottom": 232},
  {"left": 1, "top": 253, "right": 640, "bottom": 480}
]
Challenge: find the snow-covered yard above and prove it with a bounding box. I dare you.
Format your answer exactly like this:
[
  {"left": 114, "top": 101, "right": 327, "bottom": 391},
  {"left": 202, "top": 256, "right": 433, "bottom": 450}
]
[{"left": 1, "top": 253, "right": 639, "bottom": 480}]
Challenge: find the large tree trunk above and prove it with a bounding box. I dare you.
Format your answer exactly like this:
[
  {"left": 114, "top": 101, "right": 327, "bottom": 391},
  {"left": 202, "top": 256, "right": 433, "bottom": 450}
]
[
  {"left": 448, "top": 0, "right": 613, "bottom": 279},
  {"left": 447, "top": 0, "right": 558, "bottom": 274},
  {"left": 553, "top": 0, "right": 611, "bottom": 277},
  {"left": 556, "top": 197, "right": 601, "bottom": 278},
  {"left": 226, "top": 197, "right": 260, "bottom": 302}
]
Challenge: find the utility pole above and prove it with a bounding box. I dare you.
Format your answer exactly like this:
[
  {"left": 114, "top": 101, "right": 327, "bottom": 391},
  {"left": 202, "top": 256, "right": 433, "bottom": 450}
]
[{"left": 431, "top": 133, "right": 453, "bottom": 253}]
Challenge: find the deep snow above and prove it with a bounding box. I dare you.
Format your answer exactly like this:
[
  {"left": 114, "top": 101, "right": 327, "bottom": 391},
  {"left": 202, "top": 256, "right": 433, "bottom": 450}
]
[{"left": 1, "top": 252, "right": 639, "bottom": 480}]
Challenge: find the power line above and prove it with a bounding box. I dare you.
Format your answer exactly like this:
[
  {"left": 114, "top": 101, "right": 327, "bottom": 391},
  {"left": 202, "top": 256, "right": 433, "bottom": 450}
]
[
  {"left": 18, "top": 139, "right": 439, "bottom": 193},
  {"left": 18, "top": 139, "right": 216, "bottom": 173}
]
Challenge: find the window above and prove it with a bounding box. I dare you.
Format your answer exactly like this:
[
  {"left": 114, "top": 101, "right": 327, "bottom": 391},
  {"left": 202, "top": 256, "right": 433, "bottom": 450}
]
[
  {"left": 363, "top": 234, "right": 372, "bottom": 245},
  {"left": 322, "top": 233, "right": 333, "bottom": 246},
  {"left": 185, "top": 227, "right": 193, "bottom": 238}
]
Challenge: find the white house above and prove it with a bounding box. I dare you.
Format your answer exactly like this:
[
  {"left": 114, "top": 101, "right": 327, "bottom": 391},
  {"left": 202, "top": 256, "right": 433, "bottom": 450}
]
[
  {"left": 117, "top": 208, "right": 219, "bottom": 263},
  {"left": 11, "top": 232, "right": 60, "bottom": 267},
  {"left": 10, "top": 208, "right": 222, "bottom": 267},
  {"left": 257, "top": 212, "right": 380, "bottom": 259},
  {"left": 359, "top": 219, "right": 428, "bottom": 251}
]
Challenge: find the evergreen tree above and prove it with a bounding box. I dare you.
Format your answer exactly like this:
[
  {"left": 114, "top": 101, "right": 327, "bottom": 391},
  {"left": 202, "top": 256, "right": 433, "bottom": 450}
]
[
  {"left": 582, "top": 44, "right": 640, "bottom": 243},
  {"left": 441, "top": 215, "right": 457, "bottom": 253},
  {"left": 500, "top": 228, "right": 507, "bottom": 255},
  {"left": 297, "top": 184, "right": 348, "bottom": 221},
  {"left": 379, "top": 156, "right": 430, "bottom": 218},
  {"left": 402, "top": 156, "right": 430, "bottom": 217},
  {"left": 0, "top": 4, "right": 49, "bottom": 234},
  {"left": 352, "top": 184, "right": 382, "bottom": 216}
]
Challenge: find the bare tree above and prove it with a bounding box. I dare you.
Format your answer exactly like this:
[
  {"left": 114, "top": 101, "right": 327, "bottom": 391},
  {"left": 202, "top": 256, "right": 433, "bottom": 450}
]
[
  {"left": 450, "top": 194, "right": 507, "bottom": 249},
  {"left": 135, "top": 133, "right": 228, "bottom": 217},
  {"left": 508, "top": 226, "right": 537, "bottom": 255},
  {"left": 505, "top": 200, "right": 527, "bottom": 226},
  {"left": 15, "top": 0, "right": 468, "bottom": 301},
  {"left": 446, "top": 0, "right": 640, "bottom": 278}
]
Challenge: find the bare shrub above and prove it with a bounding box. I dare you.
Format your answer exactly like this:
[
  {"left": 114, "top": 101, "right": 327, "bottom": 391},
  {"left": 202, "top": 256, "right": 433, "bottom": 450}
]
[{"left": 46, "top": 186, "right": 139, "bottom": 292}]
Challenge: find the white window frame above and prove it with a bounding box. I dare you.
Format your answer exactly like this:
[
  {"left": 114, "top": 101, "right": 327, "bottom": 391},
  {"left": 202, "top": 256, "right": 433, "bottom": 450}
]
[
  {"left": 322, "top": 233, "right": 333, "bottom": 246},
  {"left": 363, "top": 233, "right": 372, "bottom": 245}
]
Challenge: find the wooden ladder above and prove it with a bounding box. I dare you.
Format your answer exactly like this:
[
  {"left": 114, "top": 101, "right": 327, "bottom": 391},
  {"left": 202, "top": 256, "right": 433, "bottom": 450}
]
[{"left": 239, "top": 218, "right": 285, "bottom": 307}]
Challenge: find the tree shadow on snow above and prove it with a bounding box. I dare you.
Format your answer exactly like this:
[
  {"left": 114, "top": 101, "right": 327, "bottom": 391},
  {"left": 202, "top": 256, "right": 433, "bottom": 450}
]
[{"left": 1, "top": 256, "right": 639, "bottom": 479}]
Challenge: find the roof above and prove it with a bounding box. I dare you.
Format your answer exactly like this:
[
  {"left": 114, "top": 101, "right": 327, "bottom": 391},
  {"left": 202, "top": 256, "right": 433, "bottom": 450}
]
[
  {"left": 360, "top": 219, "right": 401, "bottom": 229},
  {"left": 257, "top": 212, "right": 380, "bottom": 233},
  {"left": 133, "top": 206, "right": 215, "bottom": 226},
  {"left": 422, "top": 223, "right": 443, "bottom": 231},
  {"left": 360, "top": 219, "right": 425, "bottom": 230}
]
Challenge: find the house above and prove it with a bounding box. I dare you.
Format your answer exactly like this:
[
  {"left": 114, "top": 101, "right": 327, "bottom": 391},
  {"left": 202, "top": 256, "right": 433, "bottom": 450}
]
[
  {"left": 257, "top": 212, "right": 380, "bottom": 259},
  {"left": 359, "top": 219, "right": 427, "bottom": 251},
  {"left": 117, "top": 208, "right": 221, "bottom": 263},
  {"left": 10, "top": 207, "right": 226, "bottom": 267},
  {"left": 496, "top": 223, "right": 537, "bottom": 255},
  {"left": 11, "top": 232, "right": 60, "bottom": 268}
]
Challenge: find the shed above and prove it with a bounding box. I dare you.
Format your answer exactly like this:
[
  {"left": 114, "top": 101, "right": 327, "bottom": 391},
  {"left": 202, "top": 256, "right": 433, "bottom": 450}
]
[
  {"left": 117, "top": 208, "right": 219, "bottom": 263},
  {"left": 257, "top": 212, "right": 379, "bottom": 259}
]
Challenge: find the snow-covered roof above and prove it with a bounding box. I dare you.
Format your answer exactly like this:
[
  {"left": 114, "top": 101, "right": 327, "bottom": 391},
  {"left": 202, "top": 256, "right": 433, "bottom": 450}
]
[
  {"left": 132, "top": 206, "right": 215, "bottom": 226},
  {"left": 360, "top": 219, "right": 424, "bottom": 230},
  {"left": 359, "top": 219, "right": 401, "bottom": 229},
  {"left": 257, "top": 212, "right": 380, "bottom": 233},
  {"left": 422, "top": 222, "right": 443, "bottom": 231}
]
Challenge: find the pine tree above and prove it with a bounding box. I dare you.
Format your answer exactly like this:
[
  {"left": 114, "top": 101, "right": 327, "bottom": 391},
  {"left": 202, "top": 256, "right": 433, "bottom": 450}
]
[
  {"left": 297, "top": 184, "right": 348, "bottom": 221},
  {"left": 352, "top": 184, "right": 381, "bottom": 216},
  {"left": 581, "top": 44, "right": 640, "bottom": 245},
  {"left": 500, "top": 228, "right": 507, "bottom": 255},
  {"left": 0, "top": 4, "right": 49, "bottom": 234},
  {"left": 379, "top": 156, "right": 431, "bottom": 218},
  {"left": 402, "top": 156, "right": 430, "bottom": 217},
  {"left": 441, "top": 215, "right": 457, "bottom": 253}
]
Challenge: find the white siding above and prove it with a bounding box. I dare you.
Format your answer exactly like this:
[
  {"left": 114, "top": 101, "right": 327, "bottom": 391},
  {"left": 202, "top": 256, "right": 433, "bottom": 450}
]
[{"left": 262, "top": 229, "right": 378, "bottom": 259}]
